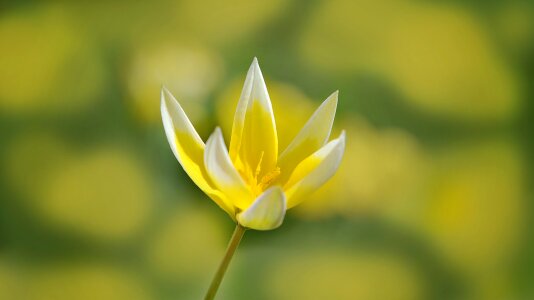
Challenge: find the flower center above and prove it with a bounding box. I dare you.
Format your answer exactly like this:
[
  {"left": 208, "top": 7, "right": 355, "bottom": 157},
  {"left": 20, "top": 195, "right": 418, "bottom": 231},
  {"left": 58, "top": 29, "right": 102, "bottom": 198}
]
[{"left": 236, "top": 151, "right": 281, "bottom": 196}]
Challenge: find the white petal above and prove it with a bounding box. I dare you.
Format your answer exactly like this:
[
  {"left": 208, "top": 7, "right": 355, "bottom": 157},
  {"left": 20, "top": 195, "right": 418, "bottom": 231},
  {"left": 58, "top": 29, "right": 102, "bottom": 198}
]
[
  {"left": 228, "top": 59, "right": 255, "bottom": 159},
  {"left": 204, "top": 127, "right": 253, "bottom": 209},
  {"left": 229, "top": 58, "right": 278, "bottom": 177},
  {"left": 161, "top": 87, "right": 204, "bottom": 161},
  {"left": 161, "top": 87, "right": 235, "bottom": 216},
  {"left": 237, "top": 186, "right": 286, "bottom": 231},
  {"left": 284, "top": 131, "right": 346, "bottom": 208},
  {"left": 278, "top": 91, "right": 338, "bottom": 184}
]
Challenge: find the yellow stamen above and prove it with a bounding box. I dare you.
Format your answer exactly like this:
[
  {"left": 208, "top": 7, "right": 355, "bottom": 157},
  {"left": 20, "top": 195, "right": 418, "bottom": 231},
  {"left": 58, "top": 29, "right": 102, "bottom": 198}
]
[
  {"left": 255, "top": 151, "right": 265, "bottom": 179},
  {"left": 259, "top": 167, "right": 280, "bottom": 191}
]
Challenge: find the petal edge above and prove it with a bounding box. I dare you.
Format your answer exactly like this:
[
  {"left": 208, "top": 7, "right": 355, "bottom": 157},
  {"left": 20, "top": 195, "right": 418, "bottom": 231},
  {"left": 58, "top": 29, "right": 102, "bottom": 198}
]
[
  {"left": 284, "top": 131, "right": 346, "bottom": 209},
  {"left": 229, "top": 58, "right": 278, "bottom": 178},
  {"left": 278, "top": 91, "right": 338, "bottom": 184},
  {"left": 204, "top": 127, "right": 253, "bottom": 209},
  {"left": 161, "top": 87, "right": 235, "bottom": 216},
  {"left": 237, "top": 186, "right": 286, "bottom": 230}
]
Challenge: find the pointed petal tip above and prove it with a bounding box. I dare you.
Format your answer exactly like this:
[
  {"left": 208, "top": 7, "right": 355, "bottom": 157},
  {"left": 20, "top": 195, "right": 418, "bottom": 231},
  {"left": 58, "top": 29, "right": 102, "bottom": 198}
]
[
  {"left": 332, "top": 90, "right": 339, "bottom": 101},
  {"left": 338, "top": 130, "right": 346, "bottom": 144},
  {"left": 160, "top": 86, "right": 173, "bottom": 106},
  {"left": 160, "top": 88, "right": 169, "bottom": 115},
  {"left": 250, "top": 57, "right": 259, "bottom": 70},
  {"left": 283, "top": 130, "right": 346, "bottom": 209},
  {"left": 161, "top": 85, "right": 170, "bottom": 96},
  {"left": 206, "top": 127, "right": 225, "bottom": 150},
  {"left": 278, "top": 89, "right": 339, "bottom": 164},
  {"left": 252, "top": 58, "right": 264, "bottom": 75},
  {"left": 325, "top": 90, "right": 339, "bottom": 106},
  {"left": 205, "top": 128, "right": 215, "bottom": 143},
  {"left": 212, "top": 127, "right": 228, "bottom": 147}
]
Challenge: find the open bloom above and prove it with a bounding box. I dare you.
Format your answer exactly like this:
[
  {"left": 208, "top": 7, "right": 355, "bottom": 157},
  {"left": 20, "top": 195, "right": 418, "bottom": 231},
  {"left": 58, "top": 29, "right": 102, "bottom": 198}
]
[{"left": 161, "top": 58, "right": 345, "bottom": 230}]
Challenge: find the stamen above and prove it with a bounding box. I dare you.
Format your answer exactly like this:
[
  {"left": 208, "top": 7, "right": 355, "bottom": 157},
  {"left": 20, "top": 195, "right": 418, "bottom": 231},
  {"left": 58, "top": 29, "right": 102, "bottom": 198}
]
[
  {"left": 259, "top": 167, "right": 281, "bottom": 190},
  {"left": 255, "top": 151, "right": 265, "bottom": 179}
]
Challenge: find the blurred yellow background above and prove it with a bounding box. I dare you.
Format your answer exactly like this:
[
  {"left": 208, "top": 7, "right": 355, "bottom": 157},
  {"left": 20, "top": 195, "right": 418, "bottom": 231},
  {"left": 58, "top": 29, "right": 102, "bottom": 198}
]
[{"left": 0, "top": 0, "right": 533, "bottom": 299}]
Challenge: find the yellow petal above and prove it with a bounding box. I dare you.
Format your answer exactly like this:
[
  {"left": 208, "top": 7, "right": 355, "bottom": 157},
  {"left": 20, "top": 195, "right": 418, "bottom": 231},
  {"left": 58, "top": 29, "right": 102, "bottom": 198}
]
[
  {"left": 204, "top": 127, "right": 254, "bottom": 209},
  {"left": 284, "top": 131, "right": 346, "bottom": 208},
  {"left": 161, "top": 87, "right": 235, "bottom": 216},
  {"left": 229, "top": 58, "right": 278, "bottom": 178},
  {"left": 278, "top": 91, "right": 338, "bottom": 184},
  {"left": 237, "top": 186, "right": 286, "bottom": 230}
]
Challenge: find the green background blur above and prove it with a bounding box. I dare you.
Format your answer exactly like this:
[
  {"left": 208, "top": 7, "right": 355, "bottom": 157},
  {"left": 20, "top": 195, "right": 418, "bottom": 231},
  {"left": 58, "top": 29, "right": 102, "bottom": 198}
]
[{"left": 0, "top": 0, "right": 533, "bottom": 299}]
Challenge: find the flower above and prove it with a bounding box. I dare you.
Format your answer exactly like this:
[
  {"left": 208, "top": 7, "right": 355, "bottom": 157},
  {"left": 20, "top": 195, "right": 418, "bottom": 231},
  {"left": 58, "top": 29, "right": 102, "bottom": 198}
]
[{"left": 161, "top": 58, "right": 345, "bottom": 230}]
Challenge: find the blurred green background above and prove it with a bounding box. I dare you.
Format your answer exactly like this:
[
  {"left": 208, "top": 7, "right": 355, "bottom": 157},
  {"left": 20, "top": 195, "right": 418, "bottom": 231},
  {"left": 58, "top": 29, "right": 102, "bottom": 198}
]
[{"left": 0, "top": 0, "right": 533, "bottom": 299}]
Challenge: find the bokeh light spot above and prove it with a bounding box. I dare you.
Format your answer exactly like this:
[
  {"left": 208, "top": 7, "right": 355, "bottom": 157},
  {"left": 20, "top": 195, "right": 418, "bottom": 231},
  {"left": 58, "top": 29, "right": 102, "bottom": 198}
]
[
  {"left": 38, "top": 148, "right": 154, "bottom": 241},
  {"left": 0, "top": 5, "right": 106, "bottom": 115},
  {"left": 267, "top": 249, "right": 423, "bottom": 300}
]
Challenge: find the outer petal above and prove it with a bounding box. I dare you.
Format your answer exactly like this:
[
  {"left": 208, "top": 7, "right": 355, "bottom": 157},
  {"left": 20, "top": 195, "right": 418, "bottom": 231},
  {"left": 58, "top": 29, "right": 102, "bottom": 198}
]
[
  {"left": 204, "top": 127, "right": 254, "bottom": 209},
  {"left": 277, "top": 91, "right": 338, "bottom": 184},
  {"left": 161, "top": 87, "right": 235, "bottom": 216},
  {"left": 284, "top": 131, "right": 346, "bottom": 209},
  {"left": 229, "top": 58, "right": 278, "bottom": 178},
  {"left": 237, "top": 186, "right": 286, "bottom": 230}
]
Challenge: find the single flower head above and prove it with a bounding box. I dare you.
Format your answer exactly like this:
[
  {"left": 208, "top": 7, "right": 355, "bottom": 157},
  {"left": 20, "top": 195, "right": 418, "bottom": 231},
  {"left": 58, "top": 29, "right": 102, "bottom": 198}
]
[{"left": 161, "top": 58, "right": 345, "bottom": 230}]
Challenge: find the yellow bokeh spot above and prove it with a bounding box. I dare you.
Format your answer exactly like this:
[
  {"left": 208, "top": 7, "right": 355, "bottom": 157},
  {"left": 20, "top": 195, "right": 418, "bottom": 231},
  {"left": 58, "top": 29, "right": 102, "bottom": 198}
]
[
  {"left": 425, "top": 141, "right": 524, "bottom": 274},
  {"left": 174, "top": 0, "right": 289, "bottom": 45},
  {"left": 300, "top": 1, "right": 521, "bottom": 122},
  {"left": 146, "top": 208, "right": 225, "bottom": 280},
  {"left": 27, "top": 263, "right": 151, "bottom": 300},
  {"left": 38, "top": 148, "right": 153, "bottom": 241},
  {"left": 299, "top": 0, "right": 403, "bottom": 73},
  {"left": 384, "top": 5, "right": 520, "bottom": 121},
  {"left": 127, "top": 44, "right": 223, "bottom": 134},
  {"left": 0, "top": 259, "right": 21, "bottom": 300},
  {"left": 3, "top": 133, "right": 71, "bottom": 200},
  {"left": 0, "top": 5, "right": 105, "bottom": 115},
  {"left": 267, "top": 249, "right": 423, "bottom": 300}
]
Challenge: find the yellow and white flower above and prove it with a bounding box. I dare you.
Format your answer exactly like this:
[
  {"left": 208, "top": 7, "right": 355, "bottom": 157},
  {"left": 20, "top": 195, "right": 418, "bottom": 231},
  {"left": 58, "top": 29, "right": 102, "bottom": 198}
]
[{"left": 161, "top": 58, "right": 345, "bottom": 230}]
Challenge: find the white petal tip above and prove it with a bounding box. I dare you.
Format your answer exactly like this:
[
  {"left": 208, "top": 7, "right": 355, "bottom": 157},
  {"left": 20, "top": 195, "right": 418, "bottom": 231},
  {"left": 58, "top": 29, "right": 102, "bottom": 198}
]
[
  {"left": 161, "top": 87, "right": 174, "bottom": 106},
  {"left": 161, "top": 86, "right": 169, "bottom": 95},
  {"left": 250, "top": 57, "right": 260, "bottom": 71},
  {"left": 210, "top": 127, "right": 226, "bottom": 146},
  {"left": 325, "top": 91, "right": 339, "bottom": 106},
  {"left": 334, "top": 130, "right": 346, "bottom": 148},
  {"left": 237, "top": 187, "right": 286, "bottom": 231},
  {"left": 332, "top": 91, "right": 339, "bottom": 102}
]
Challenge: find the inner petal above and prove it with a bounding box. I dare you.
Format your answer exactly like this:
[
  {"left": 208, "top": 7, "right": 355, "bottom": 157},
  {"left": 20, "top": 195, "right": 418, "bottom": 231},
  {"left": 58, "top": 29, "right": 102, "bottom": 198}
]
[
  {"left": 239, "top": 98, "right": 278, "bottom": 179},
  {"left": 234, "top": 153, "right": 281, "bottom": 197},
  {"left": 229, "top": 59, "right": 278, "bottom": 184}
]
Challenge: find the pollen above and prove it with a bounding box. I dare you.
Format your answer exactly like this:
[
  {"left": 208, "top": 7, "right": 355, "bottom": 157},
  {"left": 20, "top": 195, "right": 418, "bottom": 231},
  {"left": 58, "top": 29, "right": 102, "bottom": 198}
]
[
  {"left": 255, "top": 151, "right": 265, "bottom": 179},
  {"left": 258, "top": 167, "right": 280, "bottom": 190},
  {"left": 237, "top": 151, "right": 282, "bottom": 196}
]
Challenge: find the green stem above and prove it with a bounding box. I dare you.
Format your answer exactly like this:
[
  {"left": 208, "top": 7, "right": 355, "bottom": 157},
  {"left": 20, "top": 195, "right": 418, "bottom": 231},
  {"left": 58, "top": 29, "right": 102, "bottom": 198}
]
[{"left": 204, "top": 224, "right": 246, "bottom": 300}]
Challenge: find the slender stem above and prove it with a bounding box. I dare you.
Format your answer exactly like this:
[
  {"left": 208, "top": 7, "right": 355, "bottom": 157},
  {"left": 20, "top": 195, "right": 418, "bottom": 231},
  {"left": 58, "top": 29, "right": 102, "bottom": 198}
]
[{"left": 204, "top": 224, "right": 246, "bottom": 300}]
